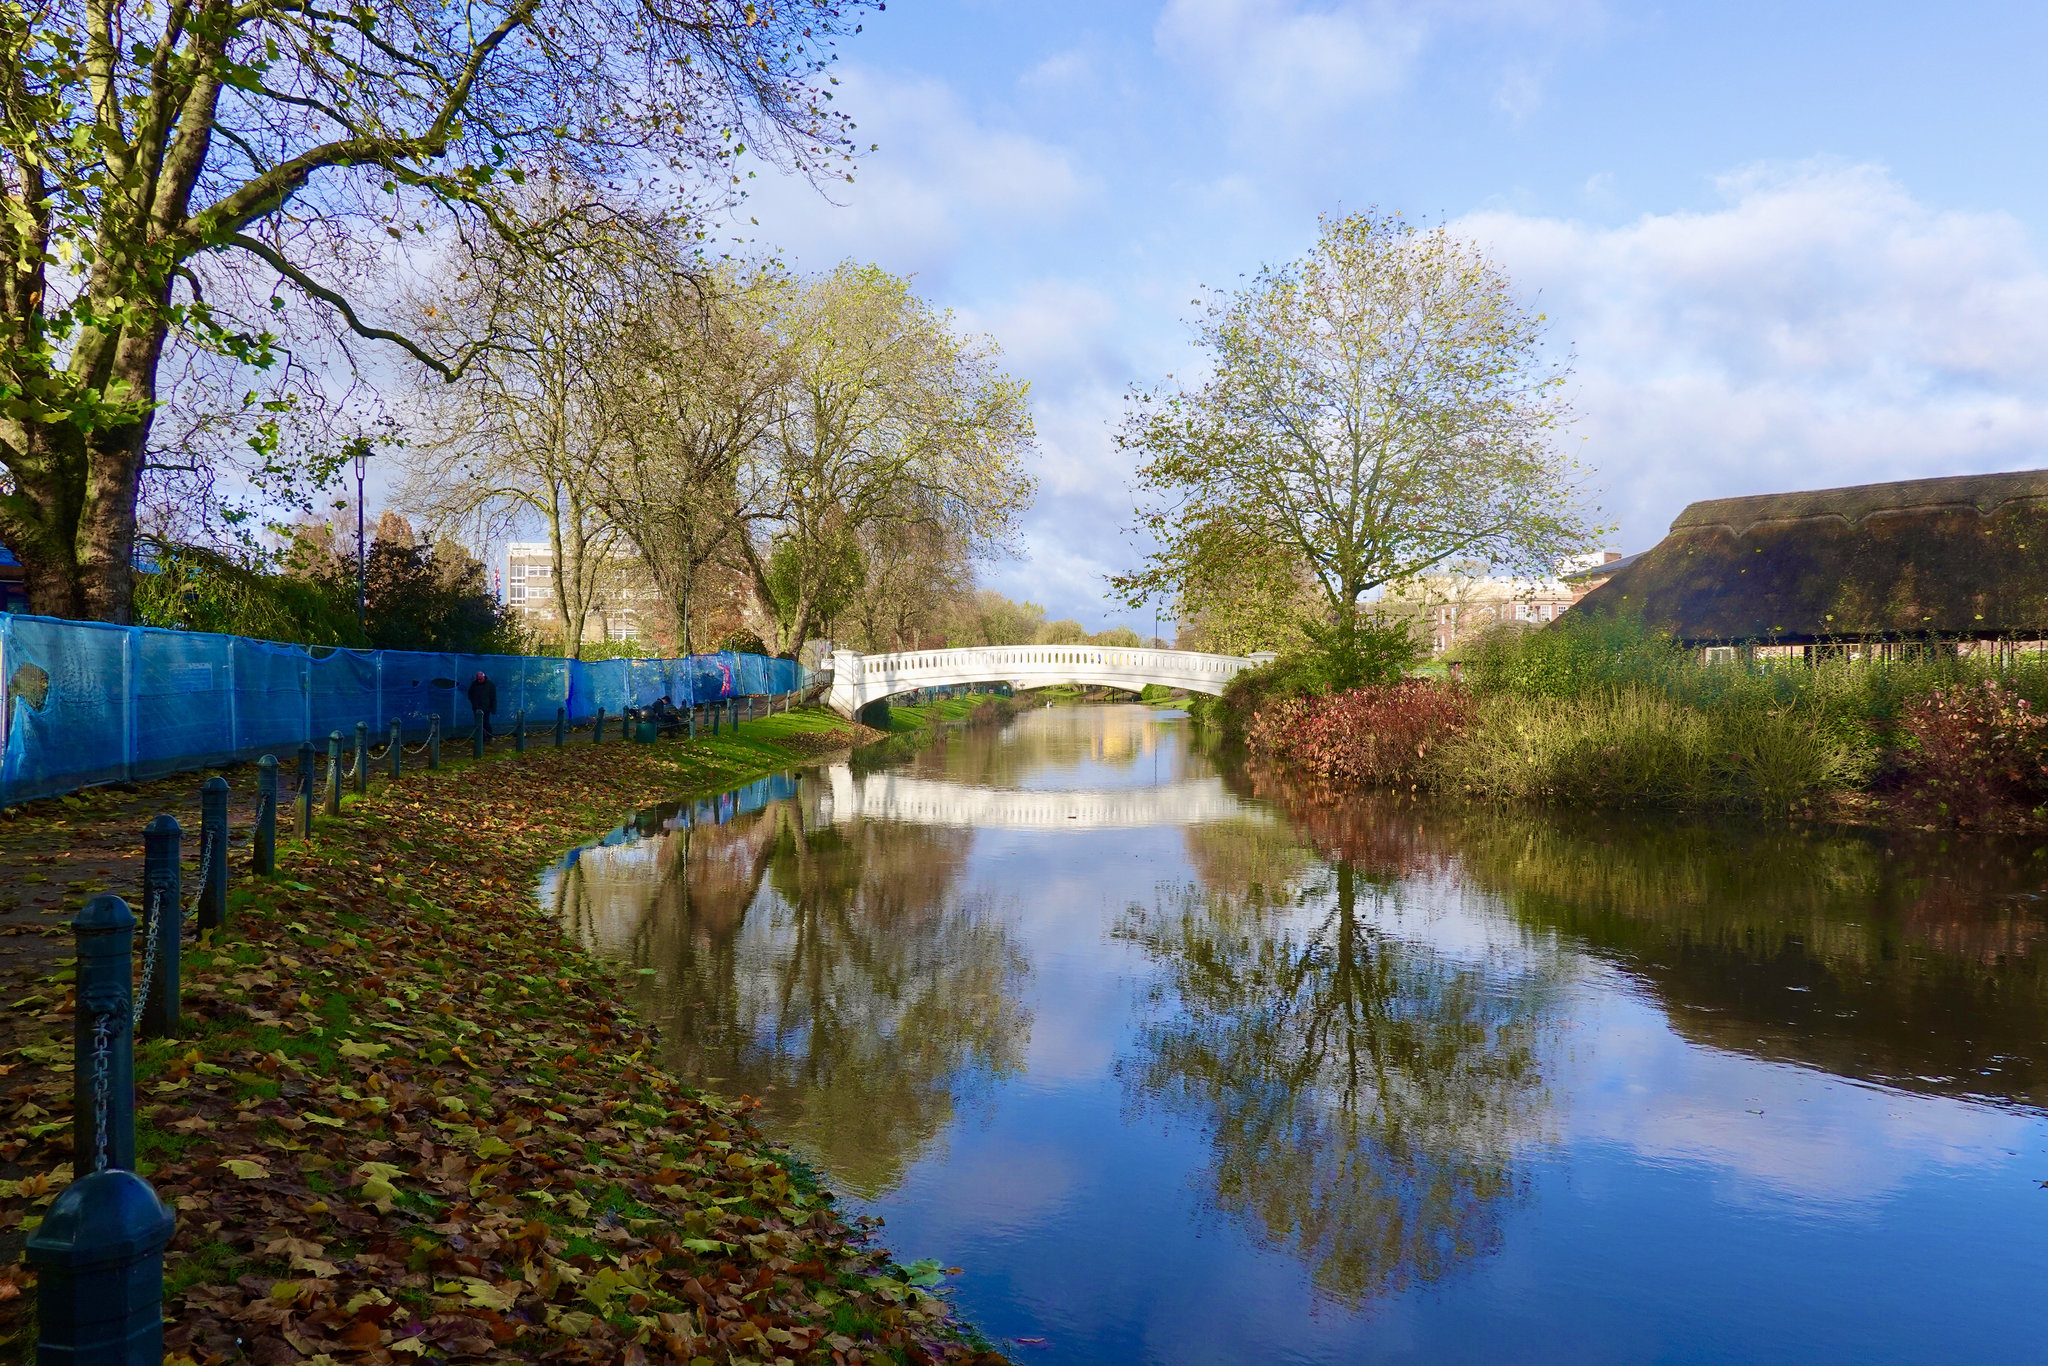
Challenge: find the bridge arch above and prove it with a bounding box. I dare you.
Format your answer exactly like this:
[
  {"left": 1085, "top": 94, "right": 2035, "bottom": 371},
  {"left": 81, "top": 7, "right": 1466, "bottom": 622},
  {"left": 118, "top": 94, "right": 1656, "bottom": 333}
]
[{"left": 824, "top": 645, "right": 1273, "bottom": 719}]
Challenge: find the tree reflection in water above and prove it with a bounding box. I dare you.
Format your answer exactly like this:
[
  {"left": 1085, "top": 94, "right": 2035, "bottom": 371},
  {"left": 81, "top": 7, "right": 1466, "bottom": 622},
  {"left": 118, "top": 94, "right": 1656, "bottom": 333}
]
[
  {"left": 556, "top": 797, "right": 1032, "bottom": 1199},
  {"left": 1118, "top": 815, "right": 1558, "bottom": 1307}
]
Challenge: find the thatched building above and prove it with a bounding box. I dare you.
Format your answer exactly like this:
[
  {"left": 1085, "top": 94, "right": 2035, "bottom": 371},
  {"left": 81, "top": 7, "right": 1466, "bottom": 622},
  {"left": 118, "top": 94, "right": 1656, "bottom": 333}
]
[{"left": 1573, "top": 469, "right": 2048, "bottom": 647}]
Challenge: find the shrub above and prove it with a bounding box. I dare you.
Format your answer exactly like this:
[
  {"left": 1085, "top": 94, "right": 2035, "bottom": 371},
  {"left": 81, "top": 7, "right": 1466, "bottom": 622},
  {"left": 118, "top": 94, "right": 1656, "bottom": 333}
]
[
  {"left": 1898, "top": 679, "right": 2048, "bottom": 824},
  {"left": 1209, "top": 616, "right": 1419, "bottom": 741},
  {"left": 1245, "top": 679, "right": 1474, "bottom": 786},
  {"left": 1433, "top": 686, "right": 1865, "bottom": 812}
]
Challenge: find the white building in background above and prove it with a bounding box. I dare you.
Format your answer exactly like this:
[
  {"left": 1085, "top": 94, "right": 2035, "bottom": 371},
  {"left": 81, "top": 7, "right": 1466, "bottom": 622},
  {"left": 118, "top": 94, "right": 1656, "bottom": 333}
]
[
  {"left": 504, "top": 541, "right": 660, "bottom": 645},
  {"left": 1387, "top": 552, "right": 1625, "bottom": 656}
]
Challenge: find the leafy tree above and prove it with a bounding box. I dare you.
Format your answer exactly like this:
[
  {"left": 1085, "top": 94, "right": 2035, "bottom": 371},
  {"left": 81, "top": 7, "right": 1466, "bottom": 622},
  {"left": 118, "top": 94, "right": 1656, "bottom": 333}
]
[
  {"left": 1112, "top": 211, "right": 1600, "bottom": 645},
  {"left": 0, "top": 0, "right": 871, "bottom": 621},
  {"left": 739, "top": 265, "right": 1037, "bottom": 656},
  {"left": 134, "top": 539, "right": 363, "bottom": 643}
]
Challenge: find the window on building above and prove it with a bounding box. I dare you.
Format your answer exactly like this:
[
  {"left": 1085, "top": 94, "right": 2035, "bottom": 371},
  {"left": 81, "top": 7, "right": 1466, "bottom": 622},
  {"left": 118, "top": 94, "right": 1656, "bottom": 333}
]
[
  {"left": 509, "top": 584, "right": 525, "bottom": 602},
  {"left": 527, "top": 564, "right": 548, "bottom": 579}
]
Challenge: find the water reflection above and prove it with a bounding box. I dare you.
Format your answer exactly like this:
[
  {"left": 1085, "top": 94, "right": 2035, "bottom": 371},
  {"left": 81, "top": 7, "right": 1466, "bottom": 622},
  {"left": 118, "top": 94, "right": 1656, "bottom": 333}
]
[
  {"left": 545, "top": 709, "right": 2048, "bottom": 1364},
  {"left": 1118, "top": 844, "right": 1559, "bottom": 1305},
  {"left": 549, "top": 783, "right": 1032, "bottom": 1197}
]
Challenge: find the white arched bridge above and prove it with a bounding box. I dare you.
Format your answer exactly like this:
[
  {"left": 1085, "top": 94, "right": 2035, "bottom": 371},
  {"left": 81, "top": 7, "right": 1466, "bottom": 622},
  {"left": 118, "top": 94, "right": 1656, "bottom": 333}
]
[
  {"left": 822, "top": 769, "right": 1270, "bottom": 831},
  {"left": 825, "top": 645, "right": 1272, "bottom": 719}
]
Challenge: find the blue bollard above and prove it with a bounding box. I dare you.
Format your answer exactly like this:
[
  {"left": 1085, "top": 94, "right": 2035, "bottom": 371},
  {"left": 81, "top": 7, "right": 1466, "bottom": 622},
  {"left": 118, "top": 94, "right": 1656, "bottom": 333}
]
[
  {"left": 325, "top": 731, "right": 343, "bottom": 816},
  {"left": 515, "top": 710, "right": 527, "bottom": 753},
  {"left": 355, "top": 722, "right": 370, "bottom": 794},
  {"left": 388, "top": 720, "right": 402, "bottom": 779},
  {"left": 26, "top": 1168, "right": 176, "bottom": 1366},
  {"left": 427, "top": 713, "right": 441, "bottom": 770},
  {"left": 254, "top": 755, "right": 278, "bottom": 876},
  {"left": 199, "top": 776, "right": 228, "bottom": 932},
  {"left": 139, "top": 816, "right": 181, "bottom": 1039},
  {"left": 555, "top": 707, "right": 566, "bottom": 747},
  {"left": 68, "top": 895, "right": 137, "bottom": 1171}
]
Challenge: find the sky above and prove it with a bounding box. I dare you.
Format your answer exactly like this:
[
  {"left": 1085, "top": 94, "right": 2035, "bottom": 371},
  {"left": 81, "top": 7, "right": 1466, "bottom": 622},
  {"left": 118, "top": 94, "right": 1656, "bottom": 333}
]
[{"left": 731, "top": 0, "right": 2048, "bottom": 631}]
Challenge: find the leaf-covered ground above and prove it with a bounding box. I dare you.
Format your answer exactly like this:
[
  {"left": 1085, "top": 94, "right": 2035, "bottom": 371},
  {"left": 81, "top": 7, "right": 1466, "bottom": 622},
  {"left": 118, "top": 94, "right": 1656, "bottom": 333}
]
[{"left": 1, "top": 704, "right": 1006, "bottom": 1365}]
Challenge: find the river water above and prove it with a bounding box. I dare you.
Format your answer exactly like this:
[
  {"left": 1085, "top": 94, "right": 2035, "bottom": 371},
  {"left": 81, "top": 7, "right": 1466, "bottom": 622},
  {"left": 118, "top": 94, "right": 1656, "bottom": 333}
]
[{"left": 540, "top": 704, "right": 2048, "bottom": 1364}]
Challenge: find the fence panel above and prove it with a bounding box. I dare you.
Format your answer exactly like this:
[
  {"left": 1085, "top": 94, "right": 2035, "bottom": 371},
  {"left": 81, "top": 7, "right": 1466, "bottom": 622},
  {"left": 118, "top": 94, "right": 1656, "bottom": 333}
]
[{"left": 0, "top": 614, "right": 802, "bottom": 805}]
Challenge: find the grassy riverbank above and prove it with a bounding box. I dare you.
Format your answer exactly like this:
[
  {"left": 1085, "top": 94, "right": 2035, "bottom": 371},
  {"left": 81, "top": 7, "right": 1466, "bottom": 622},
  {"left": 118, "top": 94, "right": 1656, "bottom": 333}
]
[
  {"left": 0, "top": 708, "right": 1005, "bottom": 1364},
  {"left": 1218, "top": 619, "right": 2048, "bottom": 825}
]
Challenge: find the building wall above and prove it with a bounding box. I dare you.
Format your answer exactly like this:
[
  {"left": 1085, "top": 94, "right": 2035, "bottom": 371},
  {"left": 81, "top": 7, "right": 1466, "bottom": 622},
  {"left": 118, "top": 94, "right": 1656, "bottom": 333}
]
[{"left": 504, "top": 541, "right": 661, "bottom": 646}]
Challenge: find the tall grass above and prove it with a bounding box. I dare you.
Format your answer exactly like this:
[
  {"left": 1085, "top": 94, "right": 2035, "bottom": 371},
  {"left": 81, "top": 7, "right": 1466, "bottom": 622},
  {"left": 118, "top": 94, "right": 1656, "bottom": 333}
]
[{"left": 1433, "top": 686, "right": 1868, "bottom": 813}]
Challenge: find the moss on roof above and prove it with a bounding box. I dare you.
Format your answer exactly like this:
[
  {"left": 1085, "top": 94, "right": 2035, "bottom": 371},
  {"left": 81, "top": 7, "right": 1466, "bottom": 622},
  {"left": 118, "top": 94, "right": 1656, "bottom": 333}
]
[{"left": 1575, "top": 469, "right": 2048, "bottom": 643}]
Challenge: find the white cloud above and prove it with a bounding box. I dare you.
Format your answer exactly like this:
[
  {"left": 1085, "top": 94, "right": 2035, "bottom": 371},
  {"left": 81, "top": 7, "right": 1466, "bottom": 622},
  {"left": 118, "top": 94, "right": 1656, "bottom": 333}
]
[
  {"left": 1154, "top": 0, "right": 1600, "bottom": 137},
  {"left": 1456, "top": 163, "right": 2048, "bottom": 551},
  {"left": 737, "top": 66, "right": 1086, "bottom": 276}
]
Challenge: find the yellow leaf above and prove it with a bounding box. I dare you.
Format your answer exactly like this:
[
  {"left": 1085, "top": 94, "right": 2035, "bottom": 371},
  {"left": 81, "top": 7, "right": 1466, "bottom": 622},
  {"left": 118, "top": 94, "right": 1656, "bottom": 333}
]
[
  {"left": 461, "top": 1278, "right": 519, "bottom": 1311},
  {"left": 223, "top": 1159, "right": 269, "bottom": 1180},
  {"left": 338, "top": 1040, "right": 390, "bottom": 1060}
]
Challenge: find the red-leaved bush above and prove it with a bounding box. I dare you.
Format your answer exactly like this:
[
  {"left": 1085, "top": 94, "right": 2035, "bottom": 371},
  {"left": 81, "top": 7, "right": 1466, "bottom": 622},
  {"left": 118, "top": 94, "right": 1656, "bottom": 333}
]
[
  {"left": 1900, "top": 679, "right": 2048, "bottom": 823},
  {"left": 1245, "top": 680, "right": 1474, "bottom": 787}
]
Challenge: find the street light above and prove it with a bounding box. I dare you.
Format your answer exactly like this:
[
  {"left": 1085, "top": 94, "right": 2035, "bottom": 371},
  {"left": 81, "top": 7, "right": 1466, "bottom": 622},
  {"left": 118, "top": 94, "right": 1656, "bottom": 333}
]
[{"left": 352, "top": 439, "right": 368, "bottom": 637}]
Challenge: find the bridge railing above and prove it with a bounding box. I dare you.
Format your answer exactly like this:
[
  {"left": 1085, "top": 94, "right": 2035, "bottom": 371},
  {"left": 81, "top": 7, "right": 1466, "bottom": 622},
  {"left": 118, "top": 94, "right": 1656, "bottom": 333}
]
[{"left": 833, "top": 644, "right": 1257, "bottom": 683}]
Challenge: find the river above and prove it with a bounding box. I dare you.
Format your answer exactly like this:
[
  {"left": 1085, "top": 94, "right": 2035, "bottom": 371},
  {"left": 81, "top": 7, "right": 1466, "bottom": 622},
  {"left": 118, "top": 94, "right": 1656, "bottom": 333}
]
[{"left": 539, "top": 703, "right": 2048, "bottom": 1364}]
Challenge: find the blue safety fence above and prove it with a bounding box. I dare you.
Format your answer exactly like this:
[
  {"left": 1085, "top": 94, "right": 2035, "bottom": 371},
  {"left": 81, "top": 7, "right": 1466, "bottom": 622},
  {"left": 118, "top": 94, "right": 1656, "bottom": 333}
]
[{"left": 0, "top": 613, "right": 804, "bottom": 805}]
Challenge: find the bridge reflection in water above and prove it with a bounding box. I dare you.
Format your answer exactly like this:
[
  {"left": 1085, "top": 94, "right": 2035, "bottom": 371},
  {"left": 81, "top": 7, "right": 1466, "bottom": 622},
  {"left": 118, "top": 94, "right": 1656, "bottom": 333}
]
[{"left": 540, "top": 705, "right": 2048, "bottom": 1364}]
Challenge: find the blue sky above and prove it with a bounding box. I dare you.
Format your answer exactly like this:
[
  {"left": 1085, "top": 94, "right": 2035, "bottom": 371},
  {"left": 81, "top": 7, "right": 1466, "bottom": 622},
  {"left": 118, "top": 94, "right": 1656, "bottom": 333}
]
[{"left": 737, "top": 1, "right": 2048, "bottom": 630}]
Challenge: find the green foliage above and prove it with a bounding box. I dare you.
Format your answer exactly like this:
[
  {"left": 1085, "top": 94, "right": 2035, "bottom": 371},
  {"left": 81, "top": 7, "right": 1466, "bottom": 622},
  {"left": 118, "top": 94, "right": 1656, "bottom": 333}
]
[
  {"left": 135, "top": 541, "right": 365, "bottom": 645},
  {"left": 1209, "top": 617, "right": 1420, "bottom": 741},
  {"left": 1434, "top": 687, "right": 1867, "bottom": 813}
]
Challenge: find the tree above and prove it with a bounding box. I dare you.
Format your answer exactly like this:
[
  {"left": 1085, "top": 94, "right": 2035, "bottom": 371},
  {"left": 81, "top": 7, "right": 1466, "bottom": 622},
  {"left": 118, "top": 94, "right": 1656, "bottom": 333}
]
[
  {"left": 739, "top": 265, "right": 1037, "bottom": 657},
  {"left": 843, "top": 520, "right": 971, "bottom": 653},
  {"left": 0, "top": 0, "right": 870, "bottom": 621},
  {"left": 399, "top": 194, "right": 651, "bottom": 656},
  {"left": 589, "top": 261, "right": 787, "bottom": 654},
  {"left": 1112, "top": 211, "right": 1599, "bottom": 647}
]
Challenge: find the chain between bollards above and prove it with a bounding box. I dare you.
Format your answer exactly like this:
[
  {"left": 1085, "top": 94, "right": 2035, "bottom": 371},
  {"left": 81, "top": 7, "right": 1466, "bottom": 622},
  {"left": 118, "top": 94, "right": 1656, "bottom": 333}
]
[{"left": 138, "top": 816, "right": 181, "bottom": 1039}]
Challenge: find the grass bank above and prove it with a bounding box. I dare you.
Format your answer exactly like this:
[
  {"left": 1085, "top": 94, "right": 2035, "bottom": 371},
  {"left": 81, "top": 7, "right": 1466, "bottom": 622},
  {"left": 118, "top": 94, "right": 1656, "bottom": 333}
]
[
  {"left": 0, "top": 708, "right": 1004, "bottom": 1365},
  {"left": 1218, "top": 619, "right": 2048, "bottom": 825}
]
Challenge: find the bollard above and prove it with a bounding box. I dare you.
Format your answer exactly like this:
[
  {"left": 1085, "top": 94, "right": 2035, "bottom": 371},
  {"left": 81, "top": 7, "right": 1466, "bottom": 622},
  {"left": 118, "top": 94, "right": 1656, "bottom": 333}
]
[
  {"left": 326, "top": 731, "right": 343, "bottom": 816},
  {"left": 355, "top": 722, "right": 370, "bottom": 794},
  {"left": 254, "top": 755, "right": 278, "bottom": 875},
  {"left": 428, "top": 713, "right": 441, "bottom": 770},
  {"left": 515, "top": 711, "right": 527, "bottom": 753},
  {"left": 389, "top": 720, "right": 402, "bottom": 779},
  {"left": 199, "top": 776, "right": 228, "bottom": 933},
  {"left": 711, "top": 700, "right": 721, "bottom": 737},
  {"left": 33, "top": 894, "right": 175, "bottom": 1366},
  {"left": 555, "top": 707, "right": 567, "bottom": 747},
  {"left": 68, "top": 895, "right": 138, "bottom": 1171},
  {"left": 26, "top": 1167, "right": 176, "bottom": 1366},
  {"left": 594, "top": 707, "right": 606, "bottom": 743},
  {"left": 139, "top": 816, "right": 182, "bottom": 1039},
  {"left": 687, "top": 703, "right": 697, "bottom": 740},
  {"left": 296, "top": 770, "right": 314, "bottom": 837},
  {"left": 472, "top": 714, "right": 485, "bottom": 759},
  {"left": 298, "top": 740, "right": 316, "bottom": 797}
]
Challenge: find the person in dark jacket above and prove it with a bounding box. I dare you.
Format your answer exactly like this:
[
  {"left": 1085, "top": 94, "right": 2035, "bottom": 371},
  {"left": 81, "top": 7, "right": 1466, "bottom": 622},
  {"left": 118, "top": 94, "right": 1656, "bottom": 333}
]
[{"left": 466, "top": 671, "right": 498, "bottom": 740}]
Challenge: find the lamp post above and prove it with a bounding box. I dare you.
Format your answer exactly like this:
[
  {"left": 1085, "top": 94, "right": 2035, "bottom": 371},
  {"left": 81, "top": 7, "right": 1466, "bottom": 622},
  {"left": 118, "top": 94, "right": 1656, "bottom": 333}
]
[{"left": 352, "top": 440, "right": 368, "bottom": 637}]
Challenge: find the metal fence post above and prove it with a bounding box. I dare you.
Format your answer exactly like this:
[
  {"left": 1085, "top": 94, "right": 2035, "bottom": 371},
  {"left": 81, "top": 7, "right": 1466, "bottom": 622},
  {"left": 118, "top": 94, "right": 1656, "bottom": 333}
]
[
  {"left": 354, "top": 722, "right": 369, "bottom": 794},
  {"left": 254, "top": 755, "right": 278, "bottom": 875},
  {"left": 69, "top": 894, "right": 136, "bottom": 1169},
  {"left": 199, "top": 776, "right": 228, "bottom": 932},
  {"left": 139, "top": 817, "right": 181, "bottom": 1039},
  {"left": 515, "top": 710, "right": 527, "bottom": 753},
  {"left": 555, "top": 707, "right": 566, "bottom": 747},
  {"left": 325, "top": 731, "right": 343, "bottom": 815},
  {"left": 427, "top": 713, "right": 441, "bottom": 770},
  {"left": 31, "top": 896, "right": 174, "bottom": 1366},
  {"left": 593, "top": 707, "right": 605, "bottom": 744},
  {"left": 389, "top": 720, "right": 402, "bottom": 778}
]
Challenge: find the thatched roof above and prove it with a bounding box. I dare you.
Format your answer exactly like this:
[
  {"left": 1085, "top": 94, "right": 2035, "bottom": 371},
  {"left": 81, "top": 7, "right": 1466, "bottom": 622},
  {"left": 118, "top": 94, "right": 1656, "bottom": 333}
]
[{"left": 1573, "top": 470, "right": 2048, "bottom": 643}]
